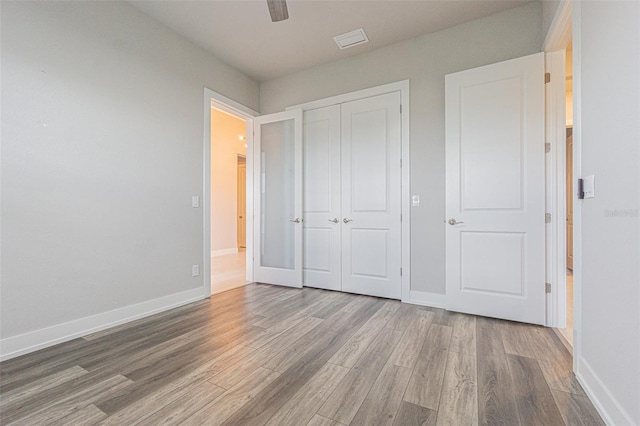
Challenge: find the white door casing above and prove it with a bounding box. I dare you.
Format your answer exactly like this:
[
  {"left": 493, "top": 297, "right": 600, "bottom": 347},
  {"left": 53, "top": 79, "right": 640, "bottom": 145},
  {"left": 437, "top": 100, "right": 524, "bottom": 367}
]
[
  {"left": 341, "top": 92, "right": 402, "bottom": 299},
  {"left": 253, "top": 109, "right": 303, "bottom": 287},
  {"left": 445, "top": 53, "right": 546, "bottom": 325},
  {"left": 303, "top": 106, "right": 342, "bottom": 291}
]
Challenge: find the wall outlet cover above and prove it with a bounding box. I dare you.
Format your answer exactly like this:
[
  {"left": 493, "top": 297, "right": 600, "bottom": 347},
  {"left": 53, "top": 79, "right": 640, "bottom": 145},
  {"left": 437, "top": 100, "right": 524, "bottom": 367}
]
[{"left": 583, "top": 174, "right": 595, "bottom": 199}]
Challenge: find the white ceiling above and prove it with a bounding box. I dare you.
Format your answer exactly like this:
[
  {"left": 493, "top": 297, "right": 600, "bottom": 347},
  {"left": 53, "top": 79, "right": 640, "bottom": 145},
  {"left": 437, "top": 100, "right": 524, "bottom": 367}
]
[{"left": 130, "top": 0, "right": 534, "bottom": 82}]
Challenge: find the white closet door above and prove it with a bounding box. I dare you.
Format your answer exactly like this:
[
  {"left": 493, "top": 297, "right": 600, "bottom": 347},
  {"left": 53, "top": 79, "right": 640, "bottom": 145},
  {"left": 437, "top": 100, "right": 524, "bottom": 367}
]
[
  {"left": 341, "top": 92, "right": 402, "bottom": 299},
  {"left": 303, "top": 105, "right": 342, "bottom": 291}
]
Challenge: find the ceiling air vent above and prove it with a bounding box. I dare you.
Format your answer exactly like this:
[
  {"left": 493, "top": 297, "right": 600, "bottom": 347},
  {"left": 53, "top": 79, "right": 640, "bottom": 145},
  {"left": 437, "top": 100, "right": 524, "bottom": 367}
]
[{"left": 333, "top": 28, "right": 369, "bottom": 50}]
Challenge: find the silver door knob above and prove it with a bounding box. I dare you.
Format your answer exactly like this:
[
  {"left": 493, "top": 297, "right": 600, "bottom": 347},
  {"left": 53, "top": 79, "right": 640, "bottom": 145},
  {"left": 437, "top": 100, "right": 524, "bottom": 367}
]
[
  {"left": 328, "top": 218, "right": 339, "bottom": 223},
  {"left": 448, "top": 218, "right": 464, "bottom": 225},
  {"left": 343, "top": 218, "right": 354, "bottom": 223},
  {"left": 289, "top": 218, "right": 302, "bottom": 223}
]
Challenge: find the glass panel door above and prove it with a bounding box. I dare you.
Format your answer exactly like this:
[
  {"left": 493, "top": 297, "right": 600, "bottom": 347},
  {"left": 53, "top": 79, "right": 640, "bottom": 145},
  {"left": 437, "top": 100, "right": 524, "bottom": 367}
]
[{"left": 253, "top": 109, "right": 303, "bottom": 287}]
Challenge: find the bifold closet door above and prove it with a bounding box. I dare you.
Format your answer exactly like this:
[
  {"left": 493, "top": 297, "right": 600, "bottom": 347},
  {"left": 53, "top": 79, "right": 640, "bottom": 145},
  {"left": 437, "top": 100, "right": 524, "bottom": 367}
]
[
  {"left": 341, "top": 92, "right": 402, "bottom": 299},
  {"left": 303, "top": 105, "right": 342, "bottom": 291}
]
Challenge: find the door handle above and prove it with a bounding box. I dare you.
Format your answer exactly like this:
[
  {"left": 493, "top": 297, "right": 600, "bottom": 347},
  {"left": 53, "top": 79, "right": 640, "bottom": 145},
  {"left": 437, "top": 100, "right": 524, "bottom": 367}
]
[
  {"left": 343, "top": 218, "right": 354, "bottom": 223},
  {"left": 328, "top": 218, "right": 339, "bottom": 223},
  {"left": 448, "top": 218, "right": 464, "bottom": 225},
  {"left": 289, "top": 218, "right": 302, "bottom": 223}
]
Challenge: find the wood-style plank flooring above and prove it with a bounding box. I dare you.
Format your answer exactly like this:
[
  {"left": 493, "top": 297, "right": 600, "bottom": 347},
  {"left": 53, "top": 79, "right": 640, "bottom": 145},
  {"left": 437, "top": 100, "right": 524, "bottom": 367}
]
[
  {"left": 211, "top": 249, "right": 247, "bottom": 295},
  {"left": 0, "top": 284, "right": 603, "bottom": 425}
]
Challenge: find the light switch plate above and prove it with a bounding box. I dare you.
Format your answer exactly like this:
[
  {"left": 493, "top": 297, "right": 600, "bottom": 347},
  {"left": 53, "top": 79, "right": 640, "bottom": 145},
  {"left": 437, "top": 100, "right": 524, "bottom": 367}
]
[
  {"left": 583, "top": 175, "right": 595, "bottom": 199},
  {"left": 412, "top": 195, "right": 420, "bottom": 207},
  {"left": 192, "top": 196, "right": 200, "bottom": 208},
  {"left": 192, "top": 264, "right": 200, "bottom": 277}
]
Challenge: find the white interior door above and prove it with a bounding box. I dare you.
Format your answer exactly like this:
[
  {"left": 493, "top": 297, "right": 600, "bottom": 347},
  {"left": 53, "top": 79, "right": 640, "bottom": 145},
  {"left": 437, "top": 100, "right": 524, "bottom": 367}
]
[
  {"left": 303, "top": 105, "right": 342, "bottom": 291},
  {"left": 341, "top": 92, "right": 402, "bottom": 299},
  {"left": 445, "top": 52, "right": 545, "bottom": 325},
  {"left": 253, "top": 109, "right": 303, "bottom": 287}
]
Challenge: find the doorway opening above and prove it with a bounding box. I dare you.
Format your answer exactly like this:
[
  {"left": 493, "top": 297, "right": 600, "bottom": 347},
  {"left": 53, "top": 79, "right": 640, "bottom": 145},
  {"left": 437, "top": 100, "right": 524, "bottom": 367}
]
[
  {"left": 203, "top": 88, "right": 257, "bottom": 297},
  {"left": 559, "top": 41, "right": 574, "bottom": 346},
  {"left": 210, "top": 107, "right": 247, "bottom": 294}
]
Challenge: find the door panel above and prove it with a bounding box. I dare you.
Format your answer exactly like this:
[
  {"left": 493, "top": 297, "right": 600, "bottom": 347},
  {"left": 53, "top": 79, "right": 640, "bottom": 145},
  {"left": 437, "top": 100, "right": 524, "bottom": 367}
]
[
  {"left": 253, "top": 109, "right": 303, "bottom": 287},
  {"left": 341, "top": 92, "right": 402, "bottom": 299},
  {"left": 461, "top": 77, "right": 524, "bottom": 210},
  {"left": 303, "top": 106, "right": 342, "bottom": 290},
  {"left": 445, "top": 53, "right": 545, "bottom": 325}
]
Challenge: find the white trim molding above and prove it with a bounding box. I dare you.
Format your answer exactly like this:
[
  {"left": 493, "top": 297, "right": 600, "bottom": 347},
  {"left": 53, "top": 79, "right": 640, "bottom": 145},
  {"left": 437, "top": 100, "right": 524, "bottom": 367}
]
[
  {"left": 0, "top": 287, "right": 206, "bottom": 361},
  {"left": 577, "top": 357, "right": 636, "bottom": 426},
  {"left": 543, "top": 0, "right": 572, "bottom": 51},
  {"left": 544, "top": 50, "right": 568, "bottom": 328}
]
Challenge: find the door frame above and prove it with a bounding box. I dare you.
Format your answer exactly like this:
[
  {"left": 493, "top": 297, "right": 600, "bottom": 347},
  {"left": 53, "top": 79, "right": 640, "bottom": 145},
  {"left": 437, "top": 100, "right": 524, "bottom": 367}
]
[
  {"left": 545, "top": 49, "right": 568, "bottom": 328},
  {"left": 203, "top": 88, "right": 258, "bottom": 297},
  {"left": 287, "top": 80, "right": 411, "bottom": 302},
  {"left": 543, "top": 0, "right": 580, "bottom": 368}
]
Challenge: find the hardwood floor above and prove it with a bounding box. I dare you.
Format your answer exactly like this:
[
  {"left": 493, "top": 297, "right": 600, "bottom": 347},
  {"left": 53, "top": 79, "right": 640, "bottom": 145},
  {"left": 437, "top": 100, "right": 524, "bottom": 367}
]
[
  {"left": 0, "top": 284, "right": 603, "bottom": 425},
  {"left": 557, "top": 272, "right": 574, "bottom": 346}
]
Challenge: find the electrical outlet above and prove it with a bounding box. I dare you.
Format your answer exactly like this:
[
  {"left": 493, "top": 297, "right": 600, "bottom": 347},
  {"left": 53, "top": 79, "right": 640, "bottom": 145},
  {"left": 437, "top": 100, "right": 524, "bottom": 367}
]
[
  {"left": 192, "top": 196, "right": 200, "bottom": 208},
  {"left": 412, "top": 195, "right": 420, "bottom": 207},
  {"left": 192, "top": 264, "right": 200, "bottom": 277}
]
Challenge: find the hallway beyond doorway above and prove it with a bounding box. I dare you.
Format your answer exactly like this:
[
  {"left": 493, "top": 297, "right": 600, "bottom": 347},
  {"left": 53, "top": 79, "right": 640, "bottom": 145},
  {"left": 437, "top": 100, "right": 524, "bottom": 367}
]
[{"left": 211, "top": 249, "right": 247, "bottom": 295}]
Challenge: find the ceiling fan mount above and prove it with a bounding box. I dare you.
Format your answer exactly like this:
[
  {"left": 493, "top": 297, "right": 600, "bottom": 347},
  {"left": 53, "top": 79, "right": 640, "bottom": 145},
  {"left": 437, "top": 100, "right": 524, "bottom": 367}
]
[{"left": 267, "top": 0, "right": 289, "bottom": 22}]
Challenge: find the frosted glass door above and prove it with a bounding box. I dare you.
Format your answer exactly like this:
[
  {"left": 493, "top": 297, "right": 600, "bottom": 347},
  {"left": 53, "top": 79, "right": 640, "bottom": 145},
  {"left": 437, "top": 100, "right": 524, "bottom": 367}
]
[{"left": 253, "top": 109, "right": 303, "bottom": 287}]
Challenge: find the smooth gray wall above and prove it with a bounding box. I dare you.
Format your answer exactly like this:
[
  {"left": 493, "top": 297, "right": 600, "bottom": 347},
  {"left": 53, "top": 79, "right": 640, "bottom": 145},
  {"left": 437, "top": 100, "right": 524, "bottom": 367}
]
[
  {"left": 260, "top": 3, "right": 543, "bottom": 294},
  {"left": 579, "top": 1, "right": 640, "bottom": 423},
  {"left": 541, "top": 0, "right": 561, "bottom": 41},
  {"left": 1, "top": 1, "right": 259, "bottom": 338}
]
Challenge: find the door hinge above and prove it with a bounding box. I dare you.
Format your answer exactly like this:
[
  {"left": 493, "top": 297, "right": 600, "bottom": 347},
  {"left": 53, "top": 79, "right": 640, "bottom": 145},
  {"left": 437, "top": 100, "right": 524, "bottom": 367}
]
[
  {"left": 545, "top": 72, "right": 551, "bottom": 84},
  {"left": 400, "top": 267, "right": 403, "bottom": 276},
  {"left": 400, "top": 104, "right": 402, "bottom": 114},
  {"left": 400, "top": 213, "right": 402, "bottom": 222},
  {"left": 400, "top": 158, "right": 402, "bottom": 168},
  {"left": 545, "top": 143, "right": 551, "bottom": 153},
  {"left": 545, "top": 213, "right": 551, "bottom": 223},
  {"left": 546, "top": 282, "right": 551, "bottom": 293}
]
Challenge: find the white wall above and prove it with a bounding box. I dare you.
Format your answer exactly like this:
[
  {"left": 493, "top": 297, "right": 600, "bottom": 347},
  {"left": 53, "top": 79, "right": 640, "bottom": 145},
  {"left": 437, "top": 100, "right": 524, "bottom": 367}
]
[
  {"left": 260, "top": 3, "right": 542, "bottom": 295},
  {"left": 210, "top": 108, "right": 246, "bottom": 254},
  {"left": 576, "top": 1, "right": 640, "bottom": 424},
  {"left": 0, "top": 1, "right": 258, "bottom": 356}
]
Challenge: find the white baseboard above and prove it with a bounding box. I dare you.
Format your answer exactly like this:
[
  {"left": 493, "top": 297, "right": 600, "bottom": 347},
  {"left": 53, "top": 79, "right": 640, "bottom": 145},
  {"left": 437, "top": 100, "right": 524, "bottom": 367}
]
[
  {"left": 211, "top": 248, "right": 239, "bottom": 257},
  {"left": 576, "top": 356, "right": 636, "bottom": 425},
  {"left": 0, "top": 287, "right": 206, "bottom": 361},
  {"left": 406, "top": 290, "right": 446, "bottom": 309}
]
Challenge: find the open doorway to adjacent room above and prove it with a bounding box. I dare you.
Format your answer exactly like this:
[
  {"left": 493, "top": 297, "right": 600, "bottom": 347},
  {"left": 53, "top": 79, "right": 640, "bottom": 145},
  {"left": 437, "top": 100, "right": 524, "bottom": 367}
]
[
  {"left": 210, "top": 106, "right": 249, "bottom": 294},
  {"left": 559, "top": 41, "right": 574, "bottom": 345}
]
